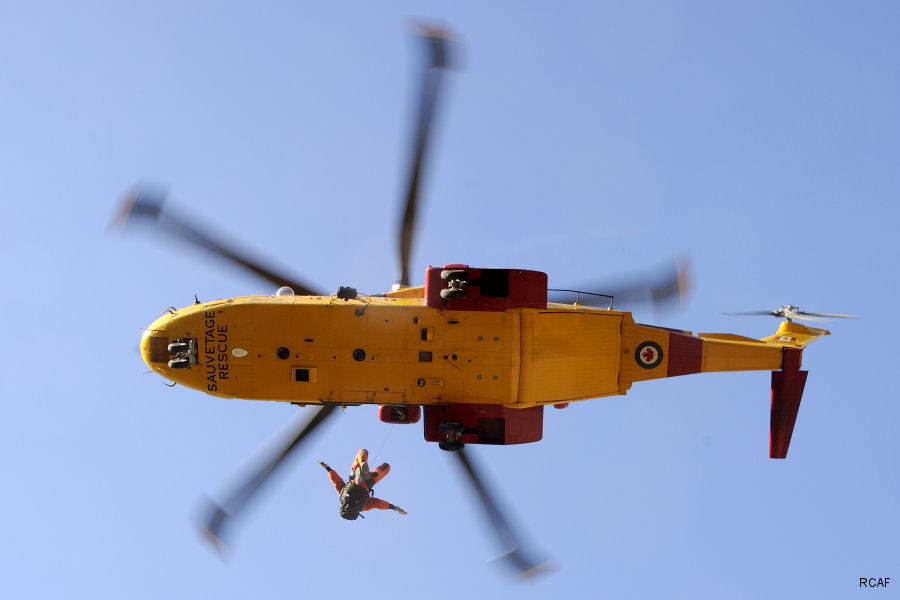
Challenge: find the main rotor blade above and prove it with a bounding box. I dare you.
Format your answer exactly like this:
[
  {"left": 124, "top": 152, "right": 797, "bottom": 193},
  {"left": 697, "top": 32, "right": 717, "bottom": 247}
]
[
  {"left": 451, "top": 448, "right": 546, "bottom": 577},
  {"left": 549, "top": 258, "right": 690, "bottom": 310},
  {"left": 722, "top": 311, "right": 779, "bottom": 317},
  {"left": 114, "top": 186, "right": 321, "bottom": 296},
  {"left": 397, "top": 26, "right": 453, "bottom": 288},
  {"left": 199, "top": 404, "right": 337, "bottom": 550}
]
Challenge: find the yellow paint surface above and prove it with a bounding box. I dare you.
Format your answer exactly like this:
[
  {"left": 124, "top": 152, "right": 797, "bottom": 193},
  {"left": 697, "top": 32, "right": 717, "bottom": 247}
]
[{"left": 140, "top": 294, "right": 827, "bottom": 407}]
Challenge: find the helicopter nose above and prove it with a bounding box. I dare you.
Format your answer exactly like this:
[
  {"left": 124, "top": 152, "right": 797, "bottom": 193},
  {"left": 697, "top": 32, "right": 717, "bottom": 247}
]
[{"left": 141, "top": 313, "right": 174, "bottom": 369}]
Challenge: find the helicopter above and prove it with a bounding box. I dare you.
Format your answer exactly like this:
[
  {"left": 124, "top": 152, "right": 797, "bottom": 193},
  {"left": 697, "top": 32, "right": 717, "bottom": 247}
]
[{"left": 116, "top": 26, "right": 849, "bottom": 576}]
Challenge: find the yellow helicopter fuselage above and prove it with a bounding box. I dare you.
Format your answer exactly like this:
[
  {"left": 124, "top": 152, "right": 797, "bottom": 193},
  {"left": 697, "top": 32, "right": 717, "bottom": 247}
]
[{"left": 141, "top": 293, "right": 808, "bottom": 408}]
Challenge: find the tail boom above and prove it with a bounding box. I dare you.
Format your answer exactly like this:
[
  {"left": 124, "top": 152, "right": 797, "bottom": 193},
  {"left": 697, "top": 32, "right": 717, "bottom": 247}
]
[{"left": 625, "top": 319, "right": 828, "bottom": 458}]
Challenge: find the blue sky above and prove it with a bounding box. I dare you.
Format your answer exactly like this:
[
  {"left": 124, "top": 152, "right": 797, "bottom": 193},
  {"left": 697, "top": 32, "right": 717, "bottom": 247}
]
[{"left": 2, "top": 2, "right": 898, "bottom": 598}]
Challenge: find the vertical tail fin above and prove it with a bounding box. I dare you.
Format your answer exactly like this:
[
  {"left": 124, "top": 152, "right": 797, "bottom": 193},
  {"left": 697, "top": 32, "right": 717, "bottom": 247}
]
[{"left": 769, "top": 347, "right": 808, "bottom": 458}]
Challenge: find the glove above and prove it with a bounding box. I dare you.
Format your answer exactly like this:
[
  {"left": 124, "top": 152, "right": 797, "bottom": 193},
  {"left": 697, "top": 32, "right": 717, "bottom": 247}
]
[
  {"left": 391, "top": 505, "right": 407, "bottom": 515},
  {"left": 317, "top": 460, "right": 331, "bottom": 472}
]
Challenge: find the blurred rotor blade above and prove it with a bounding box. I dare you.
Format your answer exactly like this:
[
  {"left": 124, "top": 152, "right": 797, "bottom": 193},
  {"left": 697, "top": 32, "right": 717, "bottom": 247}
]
[
  {"left": 549, "top": 258, "right": 690, "bottom": 310},
  {"left": 798, "top": 311, "right": 856, "bottom": 320},
  {"left": 791, "top": 313, "right": 832, "bottom": 323},
  {"left": 397, "top": 25, "right": 453, "bottom": 288},
  {"left": 723, "top": 309, "right": 856, "bottom": 322},
  {"left": 199, "top": 405, "right": 337, "bottom": 550},
  {"left": 451, "top": 448, "right": 547, "bottom": 577},
  {"left": 113, "top": 186, "right": 321, "bottom": 296}
]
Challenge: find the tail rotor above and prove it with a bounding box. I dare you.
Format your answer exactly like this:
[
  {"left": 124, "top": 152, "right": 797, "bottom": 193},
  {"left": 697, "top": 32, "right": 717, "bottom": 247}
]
[{"left": 725, "top": 305, "right": 856, "bottom": 323}]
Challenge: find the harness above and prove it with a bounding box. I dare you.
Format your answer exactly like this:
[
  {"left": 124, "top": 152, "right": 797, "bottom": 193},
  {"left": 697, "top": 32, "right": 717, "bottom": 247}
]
[{"left": 338, "top": 463, "right": 376, "bottom": 520}]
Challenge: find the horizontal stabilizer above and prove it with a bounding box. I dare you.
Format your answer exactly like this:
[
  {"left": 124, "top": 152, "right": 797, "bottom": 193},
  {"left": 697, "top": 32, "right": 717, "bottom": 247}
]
[{"left": 761, "top": 320, "right": 830, "bottom": 349}]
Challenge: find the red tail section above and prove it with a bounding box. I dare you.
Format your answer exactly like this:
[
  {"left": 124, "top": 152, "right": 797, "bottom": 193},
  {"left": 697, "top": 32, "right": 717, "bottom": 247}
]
[{"left": 769, "top": 348, "right": 808, "bottom": 459}]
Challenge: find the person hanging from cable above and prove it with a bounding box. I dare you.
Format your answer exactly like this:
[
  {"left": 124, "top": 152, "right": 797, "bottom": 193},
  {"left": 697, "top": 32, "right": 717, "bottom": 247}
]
[{"left": 317, "top": 448, "right": 407, "bottom": 520}]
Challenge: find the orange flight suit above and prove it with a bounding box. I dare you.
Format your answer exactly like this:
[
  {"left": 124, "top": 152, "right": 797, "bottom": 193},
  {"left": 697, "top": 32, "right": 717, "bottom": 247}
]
[{"left": 326, "top": 449, "right": 394, "bottom": 512}]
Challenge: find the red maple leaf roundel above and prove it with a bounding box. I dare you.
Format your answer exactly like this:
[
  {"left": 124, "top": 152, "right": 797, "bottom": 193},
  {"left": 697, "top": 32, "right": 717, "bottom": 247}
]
[{"left": 635, "top": 341, "right": 663, "bottom": 369}]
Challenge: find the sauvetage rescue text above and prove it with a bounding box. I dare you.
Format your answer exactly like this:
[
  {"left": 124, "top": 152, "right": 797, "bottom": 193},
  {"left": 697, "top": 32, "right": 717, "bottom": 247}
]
[{"left": 203, "top": 310, "right": 228, "bottom": 391}]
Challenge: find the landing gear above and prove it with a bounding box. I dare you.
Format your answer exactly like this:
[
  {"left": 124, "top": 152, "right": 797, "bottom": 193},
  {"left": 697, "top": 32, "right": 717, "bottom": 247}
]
[
  {"left": 440, "top": 269, "right": 467, "bottom": 280},
  {"left": 438, "top": 421, "right": 465, "bottom": 452},
  {"left": 166, "top": 338, "right": 197, "bottom": 369},
  {"left": 440, "top": 288, "right": 467, "bottom": 299},
  {"left": 391, "top": 406, "right": 409, "bottom": 422},
  {"left": 440, "top": 269, "right": 468, "bottom": 300},
  {"left": 439, "top": 439, "right": 464, "bottom": 451}
]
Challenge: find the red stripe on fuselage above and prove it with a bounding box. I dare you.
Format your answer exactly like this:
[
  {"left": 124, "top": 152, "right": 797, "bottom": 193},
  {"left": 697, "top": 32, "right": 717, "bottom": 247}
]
[{"left": 667, "top": 332, "right": 703, "bottom": 377}]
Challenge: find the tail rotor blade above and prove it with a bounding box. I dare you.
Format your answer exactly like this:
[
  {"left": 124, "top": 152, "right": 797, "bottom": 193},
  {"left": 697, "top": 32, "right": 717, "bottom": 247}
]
[
  {"left": 397, "top": 26, "right": 453, "bottom": 288},
  {"left": 797, "top": 311, "right": 856, "bottom": 320},
  {"left": 199, "top": 405, "right": 337, "bottom": 549},
  {"left": 723, "top": 307, "right": 857, "bottom": 322},
  {"left": 114, "top": 186, "right": 321, "bottom": 296},
  {"left": 791, "top": 313, "right": 832, "bottom": 323},
  {"left": 451, "top": 448, "right": 546, "bottom": 577}
]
